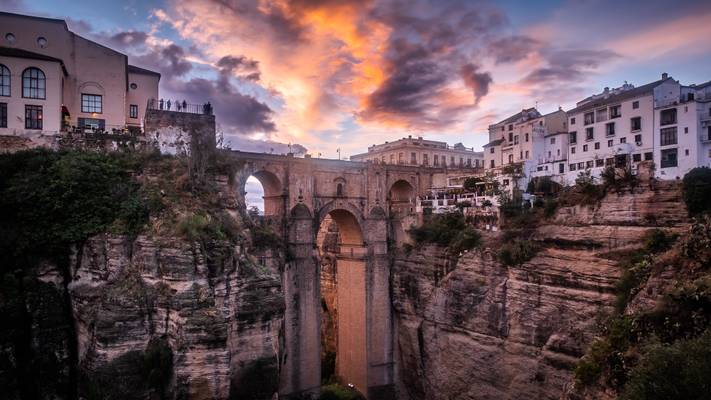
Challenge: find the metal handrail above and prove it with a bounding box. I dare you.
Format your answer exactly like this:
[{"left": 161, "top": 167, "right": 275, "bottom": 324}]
[{"left": 147, "top": 98, "right": 213, "bottom": 115}]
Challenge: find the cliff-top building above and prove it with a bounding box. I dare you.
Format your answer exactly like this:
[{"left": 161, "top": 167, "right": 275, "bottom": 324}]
[
  {"left": 350, "top": 135, "right": 484, "bottom": 169},
  {"left": 0, "top": 11, "right": 160, "bottom": 148},
  {"left": 565, "top": 73, "right": 711, "bottom": 182}
]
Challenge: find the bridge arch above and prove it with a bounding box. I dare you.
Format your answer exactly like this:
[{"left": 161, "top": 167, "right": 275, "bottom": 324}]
[{"left": 242, "top": 169, "right": 284, "bottom": 217}]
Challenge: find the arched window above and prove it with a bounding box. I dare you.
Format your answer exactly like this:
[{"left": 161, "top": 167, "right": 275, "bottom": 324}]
[
  {"left": 0, "top": 64, "right": 9, "bottom": 97},
  {"left": 336, "top": 183, "right": 344, "bottom": 197},
  {"left": 22, "top": 67, "right": 45, "bottom": 99}
]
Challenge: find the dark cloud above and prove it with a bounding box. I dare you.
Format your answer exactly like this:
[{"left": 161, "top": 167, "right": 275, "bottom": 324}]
[
  {"left": 460, "top": 64, "right": 492, "bottom": 106},
  {"left": 131, "top": 43, "right": 192, "bottom": 77},
  {"left": 216, "top": 55, "right": 261, "bottom": 81},
  {"left": 359, "top": 1, "right": 503, "bottom": 128},
  {"left": 522, "top": 49, "right": 619, "bottom": 84},
  {"left": 108, "top": 31, "right": 149, "bottom": 48},
  {"left": 487, "top": 35, "right": 540, "bottom": 64},
  {"left": 168, "top": 77, "right": 276, "bottom": 134}
]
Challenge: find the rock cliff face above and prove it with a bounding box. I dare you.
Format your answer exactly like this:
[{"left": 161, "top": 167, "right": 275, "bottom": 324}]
[
  {"left": 17, "top": 233, "right": 284, "bottom": 400},
  {"left": 392, "top": 182, "right": 688, "bottom": 400},
  {"left": 68, "top": 235, "right": 284, "bottom": 399}
]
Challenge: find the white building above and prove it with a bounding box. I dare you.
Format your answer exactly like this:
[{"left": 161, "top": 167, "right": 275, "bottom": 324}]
[
  {"left": 351, "top": 135, "right": 484, "bottom": 169},
  {"left": 565, "top": 73, "right": 711, "bottom": 182},
  {"left": 0, "top": 11, "right": 160, "bottom": 148},
  {"left": 484, "top": 107, "right": 567, "bottom": 179}
]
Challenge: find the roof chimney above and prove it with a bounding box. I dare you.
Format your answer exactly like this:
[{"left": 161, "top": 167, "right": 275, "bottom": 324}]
[
  {"left": 604, "top": 87, "right": 609, "bottom": 92},
  {"left": 662, "top": 72, "right": 668, "bottom": 80}
]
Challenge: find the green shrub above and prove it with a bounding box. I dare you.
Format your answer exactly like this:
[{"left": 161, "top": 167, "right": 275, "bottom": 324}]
[
  {"left": 682, "top": 167, "right": 711, "bottom": 216},
  {"left": 0, "top": 149, "right": 151, "bottom": 271},
  {"left": 408, "top": 212, "right": 481, "bottom": 254},
  {"left": 543, "top": 198, "right": 559, "bottom": 218},
  {"left": 574, "top": 316, "right": 638, "bottom": 388},
  {"left": 481, "top": 199, "right": 493, "bottom": 207},
  {"left": 319, "top": 383, "right": 365, "bottom": 400},
  {"left": 642, "top": 229, "right": 677, "bottom": 254},
  {"left": 178, "top": 211, "right": 239, "bottom": 243},
  {"left": 497, "top": 239, "right": 539, "bottom": 266},
  {"left": 251, "top": 223, "right": 284, "bottom": 250},
  {"left": 620, "top": 331, "right": 711, "bottom": 400},
  {"left": 615, "top": 257, "right": 651, "bottom": 313},
  {"left": 463, "top": 177, "right": 481, "bottom": 192}
]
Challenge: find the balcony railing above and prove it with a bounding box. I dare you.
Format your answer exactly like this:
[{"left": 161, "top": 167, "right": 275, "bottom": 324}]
[{"left": 147, "top": 98, "right": 213, "bottom": 115}]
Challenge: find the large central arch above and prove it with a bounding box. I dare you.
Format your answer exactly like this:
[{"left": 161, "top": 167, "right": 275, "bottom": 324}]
[{"left": 316, "top": 202, "right": 368, "bottom": 393}]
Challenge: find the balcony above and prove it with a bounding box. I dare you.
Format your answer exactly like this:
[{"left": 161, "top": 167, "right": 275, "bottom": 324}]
[{"left": 147, "top": 98, "right": 214, "bottom": 115}]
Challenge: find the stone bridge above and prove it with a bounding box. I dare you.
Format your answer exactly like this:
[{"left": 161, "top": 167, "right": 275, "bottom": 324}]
[{"left": 229, "top": 151, "right": 443, "bottom": 399}]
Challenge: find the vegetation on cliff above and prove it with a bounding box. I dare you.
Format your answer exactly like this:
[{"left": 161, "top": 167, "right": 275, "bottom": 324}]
[
  {"left": 407, "top": 211, "right": 481, "bottom": 254},
  {"left": 574, "top": 216, "right": 711, "bottom": 399}
]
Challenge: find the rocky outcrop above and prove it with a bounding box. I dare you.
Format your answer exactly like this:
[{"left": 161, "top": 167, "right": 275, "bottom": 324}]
[
  {"left": 392, "top": 183, "right": 688, "bottom": 400},
  {"left": 68, "top": 234, "right": 284, "bottom": 399}
]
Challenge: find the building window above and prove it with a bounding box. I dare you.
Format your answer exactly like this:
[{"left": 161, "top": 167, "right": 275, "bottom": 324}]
[
  {"left": 22, "top": 68, "right": 46, "bottom": 99},
  {"left": 596, "top": 158, "right": 604, "bottom": 167},
  {"left": 660, "top": 108, "right": 677, "bottom": 126},
  {"left": 434, "top": 154, "right": 439, "bottom": 166},
  {"left": 514, "top": 135, "right": 519, "bottom": 145},
  {"left": 571, "top": 146, "right": 576, "bottom": 154},
  {"left": 550, "top": 137, "right": 556, "bottom": 144},
  {"left": 578, "top": 162, "right": 585, "bottom": 169},
  {"left": 596, "top": 108, "right": 607, "bottom": 122},
  {"left": 410, "top": 152, "right": 417, "bottom": 164},
  {"left": 605, "top": 122, "right": 615, "bottom": 136},
  {"left": 605, "top": 158, "right": 614, "bottom": 166},
  {"left": 633, "top": 153, "right": 641, "bottom": 162},
  {"left": 520, "top": 151, "right": 523, "bottom": 159},
  {"left": 569, "top": 131, "right": 577, "bottom": 144},
  {"left": 508, "top": 124, "right": 513, "bottom": 131},
  {"left": 525, "top": 133, "right": 529, "bottom": 142},
  {"left": 620, "top": 137, "right": 627, "bottom": 144},
  {"left": 450, "top": 156, "right": 455, "bottom": 166},
  {"left": 390, "top": 154, "right": 394, "bottom": 164},
  {"left": 684, "top": 127, "right": 688, "bottom": 134},
  {"left": 586, "top": 160, "right": 593, "bottom": 169},
  {"left": 398, "top": 153, "right": 403, "bottom": 164},
  {"left": 583, "top": 144, "right": 588, "bottom": 152},
  {"left": 459, "top": 157, "right": 464, "bottom": 166},
  {"left": 644, "top": 152, "right": 653, "bottom": 161},
  {"left": 525, "top": 151, "right": 529, "bottom": 158},
  {"left": 631, "top": 117, "right": 641, "bottom": 132},
  {"left": 423, "top": 154, "right": 429, "bottom": 165},
  {"left": 607, "top": 139, "right": 613, "bottom": 147},
  {"left": 570, "top": 117, "right": 576, "bottom": 125},
  {"left": 129, "top": 104, "right": 138, "bottom": 119},
  {"left": 584, "top": 112, "right": 594, "bottom": 125},
  {"left": 594, "top": 142, "right": 600, "bottom": 150},
  {"left": 81, "top": 94, "right": 103, "bottom": 113},
  {"left": 660, "top": 127, "right": 677, "bottom": 146},
  {"left": 569, "top": 163, "right": 577, "bottom": 171},
  {"left": 660, "top": 148, "right": 678, "bottom": 168},
  {"left": 609, "top": 105, "right": 621, "bottom": 119},
  {"left": 632, "top": 101, "right": 639, "bottom": 109},
  {"left": 466, "top": 158, "right": 471, "bottom": 167},
  {"left": 586, "top": 127, "right": 594, "bottom": 140},
  {"left": 489, "top": 147, "right": 494, "bottom": 154},
  {"left": 635, "top": 134, "right": 642, "bottom": 144},
  {"left": 559, "top": 163, "right": 564, "bottom": 174},
  {"left": 25, "top": 105, "right": 42, "bottom": 129},
  {"left": 685, "top": 149, "right": 689, "bottom": 156},
  {"left": 0, "top": 64, "right": 9, "bottom": 97},
  {"left": 0, "top": 102, "right": 6, "bottom": 127},
  {"left": 490, "top": 160, "right": 495, "bottom": 168}
]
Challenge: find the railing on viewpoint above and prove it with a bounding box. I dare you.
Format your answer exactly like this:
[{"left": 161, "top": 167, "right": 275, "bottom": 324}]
[{"left": 147, "top": 98, "right": 214, "bottom": 115}]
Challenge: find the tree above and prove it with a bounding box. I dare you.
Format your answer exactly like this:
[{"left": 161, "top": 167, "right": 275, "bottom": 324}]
[
  {"left": 463, "top": 177, "right": 481, "bottom": 192},
  {"left": 682, "top": 167, "right": 711, "bottom": 216}
]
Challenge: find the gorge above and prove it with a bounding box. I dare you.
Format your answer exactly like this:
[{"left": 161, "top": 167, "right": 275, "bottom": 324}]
[{"left": 0, "top": 148, "right": 707, "bottom": 400}]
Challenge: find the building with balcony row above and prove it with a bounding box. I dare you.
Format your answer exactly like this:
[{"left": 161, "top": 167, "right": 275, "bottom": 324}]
[
  {"left": 0, "top": 11, "right": 160, "bottom": 149},
  {"left": 350, "top": 135, "right": 484, "bottom": 169}
]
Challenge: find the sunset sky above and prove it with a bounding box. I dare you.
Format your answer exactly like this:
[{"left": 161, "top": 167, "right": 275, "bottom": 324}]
[{"left": 3, "top": 0, "right": 711, "bottom": 159}]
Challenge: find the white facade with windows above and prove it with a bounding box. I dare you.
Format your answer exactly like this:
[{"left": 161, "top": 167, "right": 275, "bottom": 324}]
[
  {"left": 485, "top": 107, "right": 567, "bottom": 177},
  {"left": 564, "top": 74, "right": 711, "bottom": 182},
  {"left": 0, "top": 11, "right": 160, "bottom": 148}
]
